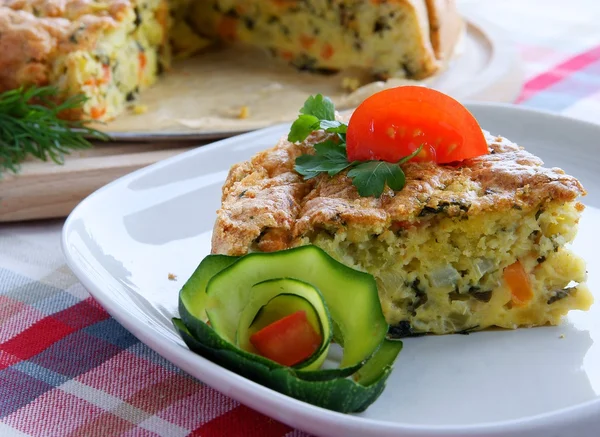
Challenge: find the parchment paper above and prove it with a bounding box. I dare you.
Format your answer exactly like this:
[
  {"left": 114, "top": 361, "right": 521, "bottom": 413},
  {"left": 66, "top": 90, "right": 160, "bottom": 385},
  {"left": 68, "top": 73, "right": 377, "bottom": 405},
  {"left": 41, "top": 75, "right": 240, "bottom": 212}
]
[{"left": 93, "top": 25, "right": 471, "bottom": 139}]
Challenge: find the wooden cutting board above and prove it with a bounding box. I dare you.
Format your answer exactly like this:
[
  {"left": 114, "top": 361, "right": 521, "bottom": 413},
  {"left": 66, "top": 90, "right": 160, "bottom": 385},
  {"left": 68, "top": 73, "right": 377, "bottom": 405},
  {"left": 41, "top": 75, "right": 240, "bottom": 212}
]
[{"left": 0, "top": 141, "right": 201, "bottom": 223}]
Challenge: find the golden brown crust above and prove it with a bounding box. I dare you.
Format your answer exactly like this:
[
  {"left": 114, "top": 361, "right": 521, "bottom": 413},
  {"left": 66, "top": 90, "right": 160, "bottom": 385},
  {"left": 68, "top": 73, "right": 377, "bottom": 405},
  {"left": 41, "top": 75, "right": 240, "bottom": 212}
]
[
  {"left": 0, "top": 1, "right": 126, "bottom": 91},
  {"left": 211, "top": 130, "right": 586, "bottom": 256},
  {"left": 4, "top": 0, "right": 130, "bottom": 20}
]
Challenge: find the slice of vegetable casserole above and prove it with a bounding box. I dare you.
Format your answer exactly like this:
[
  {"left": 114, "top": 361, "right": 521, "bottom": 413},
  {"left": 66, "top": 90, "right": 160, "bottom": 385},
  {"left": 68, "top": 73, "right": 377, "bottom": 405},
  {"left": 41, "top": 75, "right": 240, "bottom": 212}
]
[
  {"left": 0, "top": 0, "right": 170, "bottom": 121},
  {"left": 211, "top": 91, "right": 593, "bottom": 337}
]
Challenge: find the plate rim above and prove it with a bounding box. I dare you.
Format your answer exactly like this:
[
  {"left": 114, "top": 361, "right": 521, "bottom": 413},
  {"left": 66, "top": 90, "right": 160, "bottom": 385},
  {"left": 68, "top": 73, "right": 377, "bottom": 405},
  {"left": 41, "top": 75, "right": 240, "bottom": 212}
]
[
  {"left": 62, "top": 102, "right": 600, "bottom": 437},
  {"left": 94, "top": 10, "right": 522, "bottom": 143}
]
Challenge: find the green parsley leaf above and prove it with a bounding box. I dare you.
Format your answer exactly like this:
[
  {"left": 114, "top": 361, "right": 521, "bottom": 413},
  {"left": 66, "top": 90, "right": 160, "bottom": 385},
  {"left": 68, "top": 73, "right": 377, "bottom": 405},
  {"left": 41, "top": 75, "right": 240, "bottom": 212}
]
[
  {"left": 294, "top": 155, "right": 323, "bottom": 179},
  {"left": 345, "top": 145, "right": 423, "bottom": 197},
  {"left": 288, "top": 114, "right": 320, "bottom": 142},
  {"left": 347, "top": 161, "right": 406, "bottom": 197},
  {"left": 319, "top": 120, "right": 347, "bottom": 135},
  {"left": 300, "top": 94, "right": 336, "bottom": 121},
  {"left": 295, "top": 140, "right": 354, "bottom": 178},
  {"left": 314, "top": 140, "right": 347, "bottom": 160},
  {"left": 288, "top": 96, "right": 346, "bottom": 143}
]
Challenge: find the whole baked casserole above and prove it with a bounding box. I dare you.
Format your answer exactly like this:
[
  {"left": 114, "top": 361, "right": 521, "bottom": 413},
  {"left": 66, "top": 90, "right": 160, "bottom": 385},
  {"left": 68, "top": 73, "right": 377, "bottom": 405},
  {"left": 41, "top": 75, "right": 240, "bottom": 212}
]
[{"left": 0, "top": 0, "right": 463, "bottom": 121}]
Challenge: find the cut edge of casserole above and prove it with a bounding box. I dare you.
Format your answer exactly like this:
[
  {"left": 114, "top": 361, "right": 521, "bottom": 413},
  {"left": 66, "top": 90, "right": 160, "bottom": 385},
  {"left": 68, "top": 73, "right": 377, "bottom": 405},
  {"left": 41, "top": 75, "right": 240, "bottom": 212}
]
[
  {"left": 304, "top": 200, "right": 592, "bottom": 335},
  {"left": 188, "top": 0, "right": 463, "bottom": 80},
  {"left": 0, "top": 0, "right": 170, "bottom": 121},
  {"left": 210, "top": 130, "right": 594, "bottom": 336}
]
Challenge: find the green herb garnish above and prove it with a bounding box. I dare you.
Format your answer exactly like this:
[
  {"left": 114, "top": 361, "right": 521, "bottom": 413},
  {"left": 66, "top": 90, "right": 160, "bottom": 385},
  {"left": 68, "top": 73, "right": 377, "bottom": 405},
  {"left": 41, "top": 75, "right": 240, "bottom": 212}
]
[
  {"left": 347, "top": 150, "right": 421, "bottom": 197},
  {"left": 290, "top": 94, "right": 421, "bottom": 197},
  {"left": 300, "top": 94, "right": 336, "bottom": 121},
  {"left": 0, "top": 86, "right": 110, "bottom": 176},
  {"left": 294, "top": 140, "right": 354, "bottom": 178}
]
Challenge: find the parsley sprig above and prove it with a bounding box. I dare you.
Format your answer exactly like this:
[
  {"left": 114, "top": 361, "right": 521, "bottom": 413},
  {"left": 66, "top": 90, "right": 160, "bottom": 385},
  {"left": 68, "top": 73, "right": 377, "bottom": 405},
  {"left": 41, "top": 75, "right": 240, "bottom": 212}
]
[
  {"left": 288, "top": 94, "right": 347, "bottom": 142},
  {"left": 289, "top": 94, "right": 421, "bottom": 197}
]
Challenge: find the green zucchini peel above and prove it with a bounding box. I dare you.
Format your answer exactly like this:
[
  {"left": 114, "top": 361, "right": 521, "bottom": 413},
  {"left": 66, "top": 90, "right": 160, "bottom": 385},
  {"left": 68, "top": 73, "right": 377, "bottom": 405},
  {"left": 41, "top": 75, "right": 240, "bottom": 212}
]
[{"left": 174, "top": 245, "right": 403, "bottom": 413}]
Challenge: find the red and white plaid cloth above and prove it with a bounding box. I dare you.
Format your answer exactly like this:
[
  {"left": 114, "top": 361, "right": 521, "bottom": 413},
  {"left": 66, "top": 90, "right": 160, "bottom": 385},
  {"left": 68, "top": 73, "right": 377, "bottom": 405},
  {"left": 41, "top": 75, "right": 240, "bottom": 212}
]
[
  {"left": 1, "top": 1, "right": 600, "bottom": 435},
  {"left": 467, "top": 0, "right": 600, "bottom": 123}
]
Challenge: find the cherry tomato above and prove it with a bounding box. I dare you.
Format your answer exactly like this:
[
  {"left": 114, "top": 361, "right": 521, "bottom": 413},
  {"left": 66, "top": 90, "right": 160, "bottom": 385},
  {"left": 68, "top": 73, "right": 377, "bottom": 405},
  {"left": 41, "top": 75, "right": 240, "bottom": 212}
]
[
  {"left": 249, "top": 310, "right": 321, "bottom": 367},
  {"left": 346, "top": 86, "right": 488, "bottom": 164}
]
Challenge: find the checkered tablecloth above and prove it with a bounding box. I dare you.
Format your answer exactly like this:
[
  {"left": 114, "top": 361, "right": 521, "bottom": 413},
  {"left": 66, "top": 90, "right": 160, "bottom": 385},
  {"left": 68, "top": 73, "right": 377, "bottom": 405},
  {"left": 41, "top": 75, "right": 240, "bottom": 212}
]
[{"left": 2, "top": 1, "right": 600, "bottom": 435}]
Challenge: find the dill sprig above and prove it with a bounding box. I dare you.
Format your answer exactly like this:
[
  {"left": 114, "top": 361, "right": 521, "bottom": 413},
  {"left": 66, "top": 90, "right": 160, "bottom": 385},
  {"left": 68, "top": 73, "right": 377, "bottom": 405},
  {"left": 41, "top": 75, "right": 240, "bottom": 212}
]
[{"left": 0, "top": 86, "right": 111, "bottom": 176}]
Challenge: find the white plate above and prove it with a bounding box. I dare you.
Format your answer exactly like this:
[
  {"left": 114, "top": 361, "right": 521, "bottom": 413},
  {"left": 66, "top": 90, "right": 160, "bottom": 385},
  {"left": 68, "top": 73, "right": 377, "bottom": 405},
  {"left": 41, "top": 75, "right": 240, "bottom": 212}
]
[
  {"left": 96, "top": 9, "right": 522, "bottom": 142},
  {"left": 63, "top": 103, "right": 600, "bottom": 437}
]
